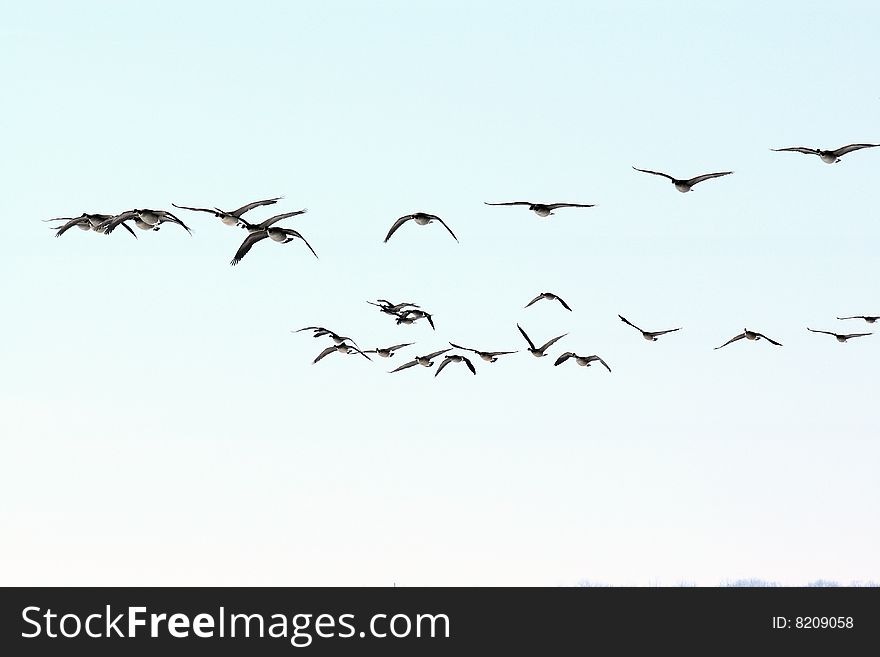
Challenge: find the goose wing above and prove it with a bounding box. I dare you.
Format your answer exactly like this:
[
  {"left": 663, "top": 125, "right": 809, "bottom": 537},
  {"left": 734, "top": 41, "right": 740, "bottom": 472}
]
[
  {"left": 755, "top": 332, "right": 783, "bottom": 346},
  {"left": 313, "top": 346, "right": 337, "bottom": 363},
  {"left": 98, "top": 211, "right": 136, "bottom": 234},
  {"left": 388, "top": 342, "right": 415, "bottom": 351},
  {"left": 448, "top": 342, "right": 476, "bottom": 353},
  {"left": 832, "top": 143, "right": 879, "bottom": 157},
  {"left": 160, "top": 215, "right": 192, "bottom": 234},
  {"left": 771, "top": 146, "right": 820, "bottom": 155},
  {"left": 230, "top": 197, "right": 283, "bottom": 217},
  {"left": 524, "top": 293, "right": 544, "bottom": 308},
  {"left": 485, "top": 350, "right": 517, "bottom": 356},
  {"left": 279, "top": 229, "right": 319, "bottom": 259},
  {"left": 538, "top": 333, "right": 568, "bottom": 352},
  {"left": 648, "top": 327, "right": 681, "bottom": 337},
  {"left": 434, "top": 357, "right": 452, "bottom": 377},
  {"left": 484, "top": 201, "right": 532, "bottom": 206},
  {"left": 544, "top": 203, "right": 595, "bottom": 210},
  {"left": 257, "top": 209, "right": 307, "bottom": 230},
  {"left": 685, "top": 171, "right": 733, "bottom": 186},
  {"left": 588, "top": 355, "right": 612, "bottom": 372},
  {"left": 517, "top": 324, "right": 536, "bottom": 350},
  {"left": 807, "top": 328, "right": 835, "bottom": 337},
  {"left": 842, "top": 333, "right": 872, "bottom": 339},
  {"left": 632, "top": 166, "right": 675, "bottom": 180},
  {"left": 118, "top": 221, "right": 138, "bottom": 239},
  {"left": 463, "top": 356, "right": 476, "bottom": 374},
  {"left": 424, "top": 313, "right": 435, "bottom": 330},
  {"left": 618, "top": 315, "right": 643, "bottom": 332},
  {"left": 230, "top": 230, "right": 269, "bottom": 266},
  {"left": 171, "top": 203, "right": 217, "bottom": 215},
  {"left": 552, "top": 294, "right": 572, "bottom": 311},
  {"left": 390, "top": 359, "right": 418, "bottom": 373},
  {"left": 433, "top": 216, "right": 459, "bottom": 242},
  {"left": 424, "top": 348, "right": 452, "bottom": 360},
  {"left": 384, "top": 215, "right": 413, "bottom": 242},
  {"left": 714, "top": 332, "right": 745, "bottom": 350},
  {"left": 554, "top": 352, "right": 574, "bottom": 366},
  {"left": 53, "top": 217, "right": 87, "bottom": 236},
  {"left": 836, "top": 316, "right": 872, "bottom": 321}
]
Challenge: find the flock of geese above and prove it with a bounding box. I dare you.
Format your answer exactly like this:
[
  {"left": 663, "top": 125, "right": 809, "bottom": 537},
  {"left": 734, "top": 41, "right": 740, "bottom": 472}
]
[{"left": 46, "top": 142, "right": 878, "bottom": 376}]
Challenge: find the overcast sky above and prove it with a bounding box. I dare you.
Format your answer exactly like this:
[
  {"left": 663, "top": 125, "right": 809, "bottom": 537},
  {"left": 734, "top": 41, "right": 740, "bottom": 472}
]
[{"left": 1, "top": 1, "right": 878, "bottom": 586}]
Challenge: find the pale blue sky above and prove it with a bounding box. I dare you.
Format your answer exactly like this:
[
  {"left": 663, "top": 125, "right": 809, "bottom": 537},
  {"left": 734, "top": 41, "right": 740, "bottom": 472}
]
[{"left": 1, "top": 1, "right": 878, "bottom": 585}]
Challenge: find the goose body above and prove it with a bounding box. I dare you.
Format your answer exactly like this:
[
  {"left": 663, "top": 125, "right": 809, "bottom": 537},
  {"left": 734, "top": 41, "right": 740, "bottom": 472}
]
[
  {"left": 384, "top": 213, "right": 458, "bottom": 243},
  {"left": 632, "top": 166, "right": 733, "bottom": 193},
  {"left": 389, "top": 349, "right": 452, "bottom": 373},
  {"left": 364, "top": 343, "right": 414, "bottom": 358},
  {"left": 807, "top": 328, "right": 871, "bottom": 343},
  {"left": 771, "top": 143, "right": 879, "bottom": 164},
  {"left": 525, "top": 292, "right": 572, "bottom": 311},
  {"left": 172, "top": 197, "right": 283, "bottom": 227},
  {"left": 837, "top": 315, "right": 879, "bottom": 324},
  {"left": 484, "top": 201, "right": 595, "bottom": 217},
  {"left": 435, "top": 354, "right": 476, "bottom": 376},
  {"left": 230, "top": 227, "right": 318, "bottom": 265},
  {"left": 448, "top": 342, "right": 517, "bottom": 363},
  {"left": 517, "top": 324, "right": 567, "bottom": 357},
  {"left": 618, "top": 315, "right": 681, "bottom": 341},
  {"left": 554, "top": 352, "right": 611, "bottom": 371},
  {"left": 714, "top": 328, "right": 782, "bottom": 350}
]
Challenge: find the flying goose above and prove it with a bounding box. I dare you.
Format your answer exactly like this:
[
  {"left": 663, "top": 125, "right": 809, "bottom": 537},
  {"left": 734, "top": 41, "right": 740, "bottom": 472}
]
[
  {"left": 99, "top": 209, "right": 192, "bottom": 234},
  {"left": 837, "top": 315, "right": 879, "bottom": 324},
  {"left": 239, "top": 209, "right": 308, "bottom": 232},
  {"left": 714, "top": 329, "right": 782, "bottom": 350},
  {"left": 389, "top": 348, "right": 452, "bottom": 373},
  {"left": 47, "top": 213, "right": 137, "bottom": 238},
  {"left": 524, "top": 292, "right": 572, "bottom": 311},
  {"left": 368, "top": 300, "right": 421, "bottom": 316},
  {"left": 517, "top": 324, "right": 567, "bottom": 357},
  {"left": 363, "top": 343, "right": 415, "bottom": 358},
  {"left": 632, "top": 166, "right": 733, "bottom": 193},
  {"left": 396, "top": 308, "right": 435, "bottom": 330},
  {"left": 448, "top": 342, "right": 517, "bottom": 363},
  {"left": 618, "top": 315, "right": 682, "bottom": 341},
  {"left": 807, "top": 328, "right": 872, "bottom": 343},
  {"left": 483, "top": 201, "right": 595, "bottom": 217},
  {"left": 294, "top": 326, "right": 359, "bottom": 347},
  {"left": 230, "top": 227, "right": 318, "bottom": 266},
  {"left": 171, "top": 197, "right": 282, "bottom": 227},
  {"left": 384, "top": 213, "right": 458, "bottom": 243},
  {"left": 771, "top": 143, "right": 879, "bottom": 164},
  {"left": 313, "top": 342, "right": 372, "bottom": 364},
  {"left": 435, "top": 354, "right": 476, "bottom": 376},
  {"left": 553, "top": 352, "right": 611, "bottom": 371}
]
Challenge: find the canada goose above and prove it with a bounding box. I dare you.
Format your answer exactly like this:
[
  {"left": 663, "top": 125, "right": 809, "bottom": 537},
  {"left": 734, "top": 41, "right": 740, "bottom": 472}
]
[
  {"left": 632, "top": 166, "right": 733, "bottom": 193},
  {"left": 483, "top": 201, "right": 595, "bottom": 217},
  {"left": 384, "top": 213, "right": 458, "bottom": 243},
  {"left": 389, "top": 349, "right": 452, "bottom": 373},
  {"left": 618, "top": 315, "right": 682, "bottom": 341},
  {"left": 837, "top": 315, "right": 879, "bottom": 324},
  {"left": 525, "top": 292, "right": 572, "bottom": 311},
  {"left": 100, "top": 209, "right": 192, "bottom": 234},
  {"left": 714, "top": 329, "right": 782, "bottom": 350},
  {"left": 239, "top": 209, "right": 308, "bottom": 232},
  {"left": 396, "top": 308, "right": 435, "bottom": 330},
  {"left": 448, "top": 342, "right": 517, "bottom": 363},
  {"left": 363, "top": 343, "right": 415, "bottom": 358},
  {"left": 313, "top": 342, "right": 372, "bottom": 364},
  {"left": 771, "top": 143, "right": 879, "bottom": 164},
  {"left": 47, "top": 213, "right": 137, "bottom": 238},
  {"left": 368, "top": 300, "right": 421, "bottom": 316},
  {"left": 517, "top": 324, "right": 567, "bottom": 357},
  {"left": 294, "top": 327, "right": 359, "bottom": 348},
  {"left": 171, "top": 197, "right": 282, "bottom": 227},
  {"left": 230, "top": 227, "right": 318, "bottom": 266},
  {"left": 554, "top": 352, "right": 611, "bottom": 371},
  {"left": 435, "top": 354, "right": 476, "bottom": 376},
  {"left": 807, "top": 328, "right": 871, "bottom": 343}
]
